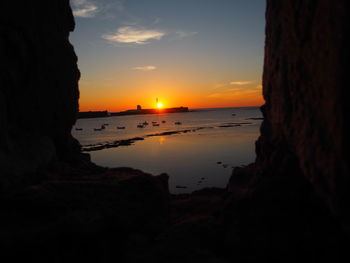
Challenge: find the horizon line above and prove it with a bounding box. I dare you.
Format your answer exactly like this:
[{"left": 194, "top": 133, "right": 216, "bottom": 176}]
[{"left": 79, "top": 105, "right": 263, "bottom": 113}]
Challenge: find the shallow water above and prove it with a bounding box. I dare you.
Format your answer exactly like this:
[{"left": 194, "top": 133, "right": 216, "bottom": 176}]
[{"left": 73, "top": 107, "right": 262, "bottom": 193}]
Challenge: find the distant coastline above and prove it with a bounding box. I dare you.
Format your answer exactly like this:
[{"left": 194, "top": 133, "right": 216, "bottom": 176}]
[{"left": 77, "top": 107, "right": 189, "bottom": 119}]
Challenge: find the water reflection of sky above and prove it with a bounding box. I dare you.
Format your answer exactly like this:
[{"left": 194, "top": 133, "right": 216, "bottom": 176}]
[
  {"left": 89, "top": 122, "right": 260, "bottom": 194},
  {"left": 72, "top": 107, "right": 262, "bottom": 146}
]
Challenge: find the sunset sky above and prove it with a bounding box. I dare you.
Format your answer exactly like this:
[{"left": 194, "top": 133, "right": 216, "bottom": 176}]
[{"left": 69, "top": 0, "right": 265, "bottom": 112}]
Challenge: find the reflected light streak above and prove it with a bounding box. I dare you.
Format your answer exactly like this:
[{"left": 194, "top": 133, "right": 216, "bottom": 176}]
[{"left": 159, "top": 136, "right": 166, "bottom": 145}]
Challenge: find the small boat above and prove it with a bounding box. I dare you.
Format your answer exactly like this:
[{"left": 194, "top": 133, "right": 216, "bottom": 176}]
[
  {"left": 232, "top": 113, "right": 236, "bottom": 116},
  {"left": 142, "top": 121, "right": 149, "bottom": 125},
  {"left": 162, "top": 120, "right": 166, "bottom": 123},
  {"left": 137, "top": 124, "right": 144, "bottom": 128},
  {"left": 94, "top": 128, "right": 102, "bottom": 131},
  {"left": 152, "top": 123, "right": 160, "bottom": 127},
  {"left": 152, "top": 121, "right": 157, "bottom": 124},
  {"left": 75, "top": 128, "right": 83, "bottom": 131},
  {"left": 101, "top": 125, "right": 106, "bottom": 129},
  {"left": 117, "top": 126, "right": 125, "bottom": 129},
  {"left": 103, "top": 123, "right": 109, "bottom": 126},
  {"left": 174, "top": 121, "right": 182, "bottom": 125}
]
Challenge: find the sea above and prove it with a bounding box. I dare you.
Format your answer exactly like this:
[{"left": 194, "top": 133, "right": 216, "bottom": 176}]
[{"left": 72, "top": 107, "right": 262, "bottom": 194}]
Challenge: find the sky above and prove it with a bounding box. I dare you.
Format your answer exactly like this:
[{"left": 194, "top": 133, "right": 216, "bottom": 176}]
[{"left": 69, "top": 0, "right": 266, "bottom": 112}]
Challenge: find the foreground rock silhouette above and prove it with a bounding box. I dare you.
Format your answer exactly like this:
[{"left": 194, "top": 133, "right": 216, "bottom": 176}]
[{"left": 0, "top": 0, "right": 349, "bottom": 262}]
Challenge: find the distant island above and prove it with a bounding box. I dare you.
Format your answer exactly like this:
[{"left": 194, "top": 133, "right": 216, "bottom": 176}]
[{"left": 77, "top": 105, "right": 189, "bottom": 119}]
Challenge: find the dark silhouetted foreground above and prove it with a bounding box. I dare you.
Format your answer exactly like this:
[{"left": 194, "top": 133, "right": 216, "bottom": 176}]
[{"left": 0, "top": 0, "right": 349, "bottom": 262}]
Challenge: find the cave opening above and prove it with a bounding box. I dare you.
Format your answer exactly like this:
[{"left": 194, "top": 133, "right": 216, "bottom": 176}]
[
  {"left": 1, "top": 0, "right": 348, "bottom": 262},
  {"left": 69, "top": 0, "right": 266, "bottom": 194}
]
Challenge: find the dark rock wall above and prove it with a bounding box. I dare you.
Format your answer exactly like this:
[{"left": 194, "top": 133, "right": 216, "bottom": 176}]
[
  {"left": 0, "top": 0, "right": 80, "bottom": 186},
  {"left": 257, "top": 0, "right": 350, "bottom": 222}
]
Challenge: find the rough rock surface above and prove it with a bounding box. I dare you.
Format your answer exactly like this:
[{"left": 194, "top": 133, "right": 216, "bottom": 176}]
[
  {"left": 219, "top": 0, "right": 350, "bottom": 261},
  {"left": 256, "top": 0, "right": 350, "bottom": 224},
  {"left": 0, "top": 168, "right": 170, "bottom": 262},
  {"left": 0, "top": 0, "right": 81, "bottom": 188},
  {"left": 0, "top": 3, "right": 171, "bottom": 263},
  {"left": 220, "top": 0, "right": 350, "bottom": 260}
]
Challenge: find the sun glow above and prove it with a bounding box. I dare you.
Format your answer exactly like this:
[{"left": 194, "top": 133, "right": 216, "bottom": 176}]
[{"left": 157, "top": 102, "right": 163, "bottom": 109}]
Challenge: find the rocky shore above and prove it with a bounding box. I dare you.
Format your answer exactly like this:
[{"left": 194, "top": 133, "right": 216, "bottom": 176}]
[
  {"left": 0, "top": 0, "right": 349, "bottom": 262},
  {"left": 81, "top": 122, "right": 253, "bottom": 152},
  {"left": 1, "top": 163, "right": 345, "bottom": 262}
]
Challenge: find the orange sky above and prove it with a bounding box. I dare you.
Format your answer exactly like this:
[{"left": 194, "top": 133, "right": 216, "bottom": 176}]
[
  {"left": 78, "top": 80, "right": 264, "bottom": 112},
  {"left": 70, "top": 0, "right": 265, "bottom": 112}
]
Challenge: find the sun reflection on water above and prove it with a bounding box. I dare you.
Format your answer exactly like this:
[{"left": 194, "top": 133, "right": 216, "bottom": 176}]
[{"left": 159, "top": 136, "right": 165, "bottom": 145}]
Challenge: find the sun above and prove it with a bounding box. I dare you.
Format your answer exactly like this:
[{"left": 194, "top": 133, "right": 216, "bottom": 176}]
[{"left": 157, "top": 102, "right": 163, "bottom": 109}]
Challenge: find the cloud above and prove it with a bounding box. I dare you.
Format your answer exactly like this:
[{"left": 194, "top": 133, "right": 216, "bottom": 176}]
[
  {"left": 175, "top": 31, "right": 198, "bottom": 39},
  {"left": 212, "top": 81, "right": 256, "bottom": 90},
  {"left": 71, "top": 0, "right": 98, "bottom": 18},
  {"left": 133, "top": 66, "right": 157, "bottom": 71},
  {"left": 99, "top": 1, "right": 128, "bottom": 20},
  {"left": 227, "top": 84, "right": 262, "bottom": 93},
  {"left": 230, "top": 81, "right": 253, "bottom": 85},
  {"left": 73, "top": 6, "right": 98, "bottom": 18},
  {"left": 102, "top": 26, "right": 165, "bottom": 44},
  {"left": 208, "top": 84, "right": 262, "bottom": 98},
  {"left": 212, "top": 83, "right": 227, "bottom": 89}
]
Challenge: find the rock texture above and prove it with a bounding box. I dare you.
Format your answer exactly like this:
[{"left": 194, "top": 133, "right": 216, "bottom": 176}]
[
  {"left": 0, "top": 0, "right": 81, "bottom": 188},
  {"left": 0, "top": 168, "right": 170, "bottom": 262},
  {"left": 256, "top": 0, "right": 350, "bottom": 225},
  {"left": 220, "top": 1, "right": 350, "bottom": 261},
  {"left": 220, "top": 1, "right": 350, "bottom": 260}
]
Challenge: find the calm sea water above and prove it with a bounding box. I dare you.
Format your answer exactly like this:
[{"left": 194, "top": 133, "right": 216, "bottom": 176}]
[{"left": 72, "top": 107, "right": 262, "bottom": 193}]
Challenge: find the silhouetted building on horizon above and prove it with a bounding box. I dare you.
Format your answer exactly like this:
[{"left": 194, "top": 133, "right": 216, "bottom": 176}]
[{"left": 111, "top": 106, "right": 189, "bottom": 116}]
